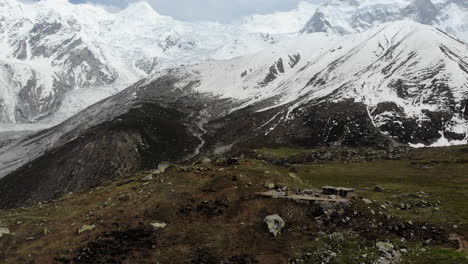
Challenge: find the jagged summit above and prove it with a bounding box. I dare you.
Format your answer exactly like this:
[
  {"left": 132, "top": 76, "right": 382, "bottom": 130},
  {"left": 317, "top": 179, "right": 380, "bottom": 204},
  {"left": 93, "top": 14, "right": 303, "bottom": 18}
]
[
  {"left": 300, "top": 0, "right": 468, "bottom": 42},
  {"left": 300, "top": 10, "right": 336, "bottom": 33}
]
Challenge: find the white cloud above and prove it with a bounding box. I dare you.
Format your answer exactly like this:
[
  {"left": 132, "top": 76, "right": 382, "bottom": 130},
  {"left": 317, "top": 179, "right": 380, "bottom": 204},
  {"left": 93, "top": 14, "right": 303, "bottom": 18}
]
[{"left": 81, "top": 0, "right": 322, "bottom": 22}]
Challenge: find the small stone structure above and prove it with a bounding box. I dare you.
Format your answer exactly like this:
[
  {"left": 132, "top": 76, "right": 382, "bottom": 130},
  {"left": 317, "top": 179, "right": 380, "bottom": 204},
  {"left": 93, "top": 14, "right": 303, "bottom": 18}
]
[
  {"left": 257, "top": 185, "right": 355, "bottom": 203},
  {"left": 321, "top": 186, "right": 355, "bottom": 198}
]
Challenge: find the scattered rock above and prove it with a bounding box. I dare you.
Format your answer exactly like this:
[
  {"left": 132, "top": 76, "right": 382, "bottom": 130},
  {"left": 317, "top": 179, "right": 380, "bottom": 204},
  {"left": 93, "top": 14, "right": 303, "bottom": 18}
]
[
  {"left": 362, "top": 198, "right": 373, "bottom": 204},
  {"left": 264, "top": 183, "right": 275, "bottom": 189},
  {"left": 374, "top": 186, "right": 385, "bottom": 192},
  {"left": 264, "top": 214, "right": 285, "bottom": 237},
  {"left": 376, "top": 241, "right": 401, "bottom": 264},
  {"left": 77, "top": 225, "right": 95, "bottom": 234},
  {"left": 150, "top": 222, "right": 167, "bottom": 230}
]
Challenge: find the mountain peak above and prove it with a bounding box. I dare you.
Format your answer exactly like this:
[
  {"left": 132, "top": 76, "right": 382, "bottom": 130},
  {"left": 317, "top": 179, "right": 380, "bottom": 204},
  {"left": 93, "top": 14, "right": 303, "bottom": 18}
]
[
  {"left": 402, "top": 0, "right": 438, "bottom": 24},
  {"left": 300, "top": 10, "right": 334, "bottom": 34},
  {"left": 120, "top": 1, "right": 161, "bottom": 17}
]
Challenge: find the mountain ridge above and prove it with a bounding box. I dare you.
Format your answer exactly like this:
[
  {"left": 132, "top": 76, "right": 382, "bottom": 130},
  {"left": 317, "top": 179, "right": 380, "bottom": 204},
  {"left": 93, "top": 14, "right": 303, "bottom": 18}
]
[
  {"left": 0, "top": 20, "right": 467, "bottom": 209},
  {"left": 300, "top": 0, "right": 468, "bottom": 43}
]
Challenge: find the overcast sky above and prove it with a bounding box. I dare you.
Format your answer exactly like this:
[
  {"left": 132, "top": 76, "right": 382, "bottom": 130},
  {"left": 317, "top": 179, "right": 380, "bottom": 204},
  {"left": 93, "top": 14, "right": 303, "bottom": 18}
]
[{"left": 69, "top": 0, "right": 321, "bottom": 22}]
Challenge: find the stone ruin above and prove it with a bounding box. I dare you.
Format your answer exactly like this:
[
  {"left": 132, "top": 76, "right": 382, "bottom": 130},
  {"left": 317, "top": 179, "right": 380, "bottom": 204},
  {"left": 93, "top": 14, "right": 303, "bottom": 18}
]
[{"left": 321, "top": 186, "right": 356, "bottom": 198}]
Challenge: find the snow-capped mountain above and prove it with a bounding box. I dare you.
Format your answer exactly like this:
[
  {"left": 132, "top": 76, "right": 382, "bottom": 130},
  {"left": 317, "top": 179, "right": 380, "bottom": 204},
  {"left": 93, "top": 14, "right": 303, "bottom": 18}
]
[
  {"left": 1, "top": 20, "right": 467, "bottom": 208},
  {"left": 240, "top": 1, "right": 319, "bottom": 34},
  {"left": 0, "top": 0, "right": 290, "bottom": 125},
  {"left": 2, "top": 0, "right": 468, "bottom": 130},
  {"left": 153, "top": 20, "right": 468, "bottom": 147},
  {"left": 301, "top": 0, "right": 468, "bottom": 43}
]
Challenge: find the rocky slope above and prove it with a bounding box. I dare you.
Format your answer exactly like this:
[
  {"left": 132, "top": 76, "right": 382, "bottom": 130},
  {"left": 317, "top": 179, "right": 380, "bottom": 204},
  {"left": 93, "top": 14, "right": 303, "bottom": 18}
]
[
  {"left": 0, "top": 145, "right": 467, "bottom": 263},
  {"left": 0, "top": 21, "right": 467, "bottom": 209}
]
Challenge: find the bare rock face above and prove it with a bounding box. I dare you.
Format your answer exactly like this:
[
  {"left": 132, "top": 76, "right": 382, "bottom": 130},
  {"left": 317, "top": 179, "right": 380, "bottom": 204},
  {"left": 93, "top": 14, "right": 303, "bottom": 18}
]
[
  {"left": 300, "top": 11, "right": 335, "bottom": 34},
  {"left": 402, "top": 0, "right": 438, "bottom": 25},
  {"left": 264, "top": 214, "right": 285, "bottom": 237}
]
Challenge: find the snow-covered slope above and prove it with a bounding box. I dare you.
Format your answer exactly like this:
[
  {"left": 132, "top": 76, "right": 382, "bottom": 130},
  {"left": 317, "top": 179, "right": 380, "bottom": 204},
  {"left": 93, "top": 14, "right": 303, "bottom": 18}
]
[
  {"left": 301, "top": 0, "right": 468, "bottom": 43},
  {"left": 3, "top": 0, "right": 468, "bottom": 130},
  {"left": 147, "top": 20, "right": 468, "bottom": 146},
  {"left": 0, "top": 0, "right": 288, "bottom": 125}
]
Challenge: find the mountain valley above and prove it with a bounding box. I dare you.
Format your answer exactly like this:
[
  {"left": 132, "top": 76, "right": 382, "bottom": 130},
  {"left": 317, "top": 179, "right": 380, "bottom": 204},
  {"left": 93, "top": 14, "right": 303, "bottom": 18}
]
[{"left": 0, "top": 0, "right": 467, "bottom": 263}]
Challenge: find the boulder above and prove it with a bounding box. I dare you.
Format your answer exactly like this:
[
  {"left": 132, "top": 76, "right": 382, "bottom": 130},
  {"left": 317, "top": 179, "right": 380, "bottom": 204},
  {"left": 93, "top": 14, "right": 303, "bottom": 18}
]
[
  {"left": 264, "top": 214, "right": 285, "bottom": 237},
  {"left": 362, "top": 198, "right": 373, "bottom": 204},
  {"left": 77, "top": 225, "right": 95, "bottom": 234},
  {"left": 143, "top": 175, "right": 153, "bottom": 181},
  {"left": 376, "top": 242, "right": 394, "bottom": 252},
  {"left": 201, "top": 158, "right": 212, "bottom": 164},
  {"left": 150, "top": 222, "right": 167, "bottom": 230},
  {"left": 374, "top": 186, "right": 385, "bottom": 192},
  {"left": 0, "top": 227, "right": 10, "bottom": 238},
  {"left": 158, "top": 162, "right": 171, "bottom": 173}
]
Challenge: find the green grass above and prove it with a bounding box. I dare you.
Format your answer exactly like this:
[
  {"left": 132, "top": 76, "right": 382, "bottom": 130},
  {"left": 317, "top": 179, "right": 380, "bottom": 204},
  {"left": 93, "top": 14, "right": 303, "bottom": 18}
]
[
  {"left": 256, "top": 147, "right": 313, "bottom": 159},
  {"left": 403, "top": 248, "right": 468, "bottom": 264},
  {"left": 263, "top": 147, "right": 468, "bottom": 234}
]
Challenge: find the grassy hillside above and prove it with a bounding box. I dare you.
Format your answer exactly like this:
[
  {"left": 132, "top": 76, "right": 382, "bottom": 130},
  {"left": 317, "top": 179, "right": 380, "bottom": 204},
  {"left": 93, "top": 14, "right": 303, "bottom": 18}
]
[{"left": 0, "top": 146, "right": 467, "bottom": 263}]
